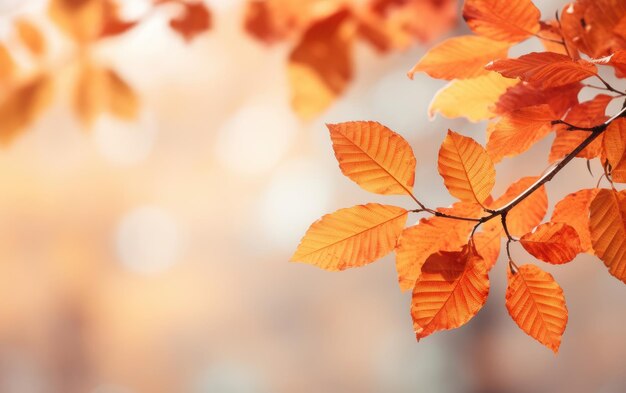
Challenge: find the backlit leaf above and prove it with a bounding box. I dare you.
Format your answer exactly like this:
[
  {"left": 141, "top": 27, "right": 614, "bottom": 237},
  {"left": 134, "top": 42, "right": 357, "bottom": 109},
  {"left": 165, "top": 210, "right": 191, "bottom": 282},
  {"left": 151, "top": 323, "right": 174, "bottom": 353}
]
[
  {"left": 486, "top": 52, "right": 597, "bottom": 88},
  {"left": 0, "top": 75, "right": 53, "bottom": 144},
  {"left": 520, "top": 222, "right": 581, "bottom": 264},
  {"left": 15, "top": 20, "right": 46, "bottom": 57},
  {"left": 589, "top": 189, "right": 626, "bottom": 283},
  {"left": 490, "top": 176, "right": 547, "bottom": 237},
  {"left": 411, "top": 246, "right": 490, "bottom": 339},
  {"left": 602, "top": 117, "right": 626, "bottom": 182},
  {"left": 549, "top": 94, "right": 612, "bottom": 162},
  {"left": 291, "top": 204, "right": 408, "bottom": 270},
  {"left": 328, "top": 121, "right": 416, "bottom": 195},
  {"left": 551, "top": 189, "right": 599, "bottom": 253},
  {"left": 438, "top": 130, "right": 495, "bottom": 204},
  {"left": 288, "top": 9, "right": 354, "bottom": 119},
  {"left": 428, "top": 72, "right": 518, "bottom": 122},
  {"left": 505, "top": 264, "right": 568, "bottom": 353},
  {"left": 396, "top": 202, "right": 483, "bottom": 291},
  {"left": 463, "top": 0, "right": 540, "bottom": 43},
  {"left": 494, "top": 82, "right": 581, "bottom": 117},
  {"left": 408, "top": 35, "right": 509, "bottom": 80},
  {"left": 487, "top": 104, "right": 555, "bottom": 162}
]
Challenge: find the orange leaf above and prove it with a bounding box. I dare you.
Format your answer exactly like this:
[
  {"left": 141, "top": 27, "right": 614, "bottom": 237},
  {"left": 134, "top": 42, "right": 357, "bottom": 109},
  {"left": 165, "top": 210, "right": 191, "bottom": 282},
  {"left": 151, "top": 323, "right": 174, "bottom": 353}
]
[
  {"left": 602, "top": 117, "right": 626, "bottom": 182},
  {"left": 49, "top": 0, "right": 105, "bottom": 42},
  {"left": 560, "top": 0, "right": 626, "bottom": 58},
  {"left": 486, "top": 104, "right": 556, "bottom": 162},
  {"left": 0, "top": 75, "right": 53, "bottom": 144},
  {"left": 505, "top": 264, "right": 568, "bottom": 353},
  {"left": 328, "top": 121, "right": 416, "bottom": 195},
  {"left": 438, "top": 130, "right": 495, "bottom": 204},
  {"left": 589, "top": 189, "right": 626, "bottom": 283},
  {"left": 291, "top": 204, "right": 408, "bottom": 270},
  {"left": 408, "top": 35, "right": 509, "bottom": 80},
  {"left": 551, "top": 189, "right": 599, "bottom": 253},
  {"left": 463, "top": 0, "right": 540, "bottom": 43},
  {"left": 549, "top": 94, "right": 612, "bottom": 162},
  {"left": 429, "top": 72, "right": 518, "bottom": 122},
  {"left": 165, "top": 1, "right": 212, "bottom": 41},
  {"left": 395, "top": 202, "right": 483, "bottom": 291},
  {"left": 592, "top": 51, "right": 626, "bottom": 78},
  {"left": 15, "top": 20, "right": 46, "bottom": 57},
  {"left": 74, "top": 63, "right": 139, "bottom": 126},
  {"left": 288, "top": 9, "right": 354, "bottom": 119},
  {"left": 411, "top": 246, "right": 489, "bottom": 340},
  {"left": 472, "top": 223, "right": 501, "bottom": 271},
  {"left": 357, "top": 0, "right": 457, "bottom": 52},
  {"left": 520, "top": 222, "right": 581, "bottom": 264},
  {"left": 490, "top": 176, "right": 547, "bottom": 237},
  {"left": 494, "top": 82, "right": 581, "bottom": 118},
  {"left": 0, "top": 44, "right": 16, "bottom": 81},
  {"left": 486, "top": 52, "right": 597, "bottom": 88}
]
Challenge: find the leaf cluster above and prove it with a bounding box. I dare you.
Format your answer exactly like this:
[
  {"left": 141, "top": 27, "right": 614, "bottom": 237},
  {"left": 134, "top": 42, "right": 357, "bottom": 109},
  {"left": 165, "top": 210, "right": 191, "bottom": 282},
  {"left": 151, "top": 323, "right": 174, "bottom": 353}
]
[{"left": 292, "top": 0, "right": 626, "bottom": 353}]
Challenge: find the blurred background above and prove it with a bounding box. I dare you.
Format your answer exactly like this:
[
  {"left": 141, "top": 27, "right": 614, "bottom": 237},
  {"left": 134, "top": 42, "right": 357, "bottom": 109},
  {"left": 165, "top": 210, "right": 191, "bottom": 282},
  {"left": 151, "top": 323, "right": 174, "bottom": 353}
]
[{"left": 0, "top": 0, "right": 625, "bottom": 392}]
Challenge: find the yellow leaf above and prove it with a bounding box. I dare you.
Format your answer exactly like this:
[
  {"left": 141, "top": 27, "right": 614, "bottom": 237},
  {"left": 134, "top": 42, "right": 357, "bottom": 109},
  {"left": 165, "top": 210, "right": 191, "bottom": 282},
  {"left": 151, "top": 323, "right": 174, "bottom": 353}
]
[
  {"left": 438, "top": 130, "right": 495, "bottom": 204},
  {"left": 505, "top": 264, "right": 568, "bottom": 353},
  {"left": 429, "top": 72, "right": 518, "bottom": 122},
  {"left": 328, "top": 121, "right": 416, "bottom": 196},
  {"left": 292, "top": 204, "right": 408, "bottom": 270}
]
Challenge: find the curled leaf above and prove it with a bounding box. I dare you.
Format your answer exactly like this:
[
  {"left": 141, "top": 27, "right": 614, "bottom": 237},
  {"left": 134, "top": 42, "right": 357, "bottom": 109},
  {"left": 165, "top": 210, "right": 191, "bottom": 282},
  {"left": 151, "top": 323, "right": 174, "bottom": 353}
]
[
  {"left": 520, "top": 222, "right": 581, "bottom": 264},
  {"left": 412, "top": 246, "right": 490, "bottom": 340}
]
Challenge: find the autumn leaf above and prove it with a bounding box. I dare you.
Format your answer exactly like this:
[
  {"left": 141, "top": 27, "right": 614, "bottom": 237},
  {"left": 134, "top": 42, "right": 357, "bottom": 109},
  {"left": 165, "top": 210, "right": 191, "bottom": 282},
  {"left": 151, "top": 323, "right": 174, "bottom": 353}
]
[
  {"left": 0, "top": 44, "right": 16, "bottom": 81},
  {"left": 602, "top": 117, "right": 626, "bottom": 182},
  {"left": 428, "top": 72, "right": 518, "bottom": 122},
  {"left": 411, "top": 246, "right": 489, "bottom": 340},
  {"left": 408, "top": 35, "right": 509, "bottom": 80},
  {"left": 74, "top": 62, "right": 139, "bottom": 126},
  {"left": 487, "top": 104, "right": 556, "bottom": 162},
  {"left": 551, "top": 189, "right": 599, "bottom": 253},
  {"left": 291, "top": 204, "right": 408, "bottom": 270},
  {"left": 15, "top": 20, "right": 46, "bottom": 57},
  {"left": 560, "top": 0, "right": 626, "bottom": 58},
  {"left": 357, "top": 0, "right": 457, "bottom": 52},
  {"left": 472, "top": 223, "right": 501, "bottom": 271},
  {"left": 328, "top": 121, "right": 416, "bottom": 196},
  {"left": 589, "top": 189, "right": 626, "bottom": 283},
  {"left": 396, "top": 202, "right": 482, "bottom": 291},
  {"left": 505, "top": 264, "right": 568, "bottom": 353},
  {"left": 438, "top": 130, "right": 495, "bottom": 205},
  {"left": 549, "top": 94, "right": 612, "bottom": 162},
  {"left": 164, "top": 0, "right": 212, "bottom": 41},
  {"left": 49, "top": 0, "right": 105, "bottom": 42},
  {"left": 463, "top": 0, "right": 540, "bottom": 43},
  {"left": 493, "top": 82, "right": 581, "bottom": 118},
  {"left": 486, "top": 52, "right": 597, "bottom": 88},
  {"left": 0, "top": 75, "right": 53, "bottom": 144},
  {"left": 520, "top": 222, "right": 581, "bottom": 264},
  {"left": 490, "top": 176, "right": 547, "bottom": 237},
  {"left": 592, "top": 50, "right": 626, "bottom": 78},
  {"left": 288, "top": 9, "right": 354, "bottom": 119}
]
